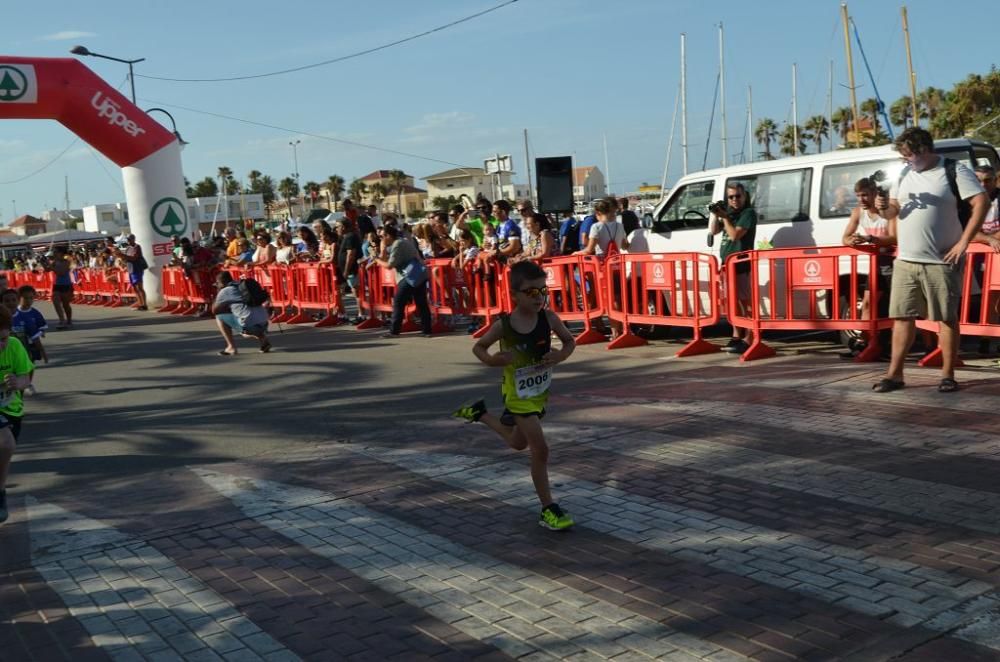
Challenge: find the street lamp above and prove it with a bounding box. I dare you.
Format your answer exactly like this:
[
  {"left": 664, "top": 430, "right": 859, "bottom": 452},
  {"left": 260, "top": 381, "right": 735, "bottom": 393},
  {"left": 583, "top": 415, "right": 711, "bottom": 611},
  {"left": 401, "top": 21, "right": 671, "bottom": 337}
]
[
  {"left": 70, "top": 45, "right": 145, "bottom": 104},
  {"left": 144, "top": 108, "right": 187, "bottom": 146}
]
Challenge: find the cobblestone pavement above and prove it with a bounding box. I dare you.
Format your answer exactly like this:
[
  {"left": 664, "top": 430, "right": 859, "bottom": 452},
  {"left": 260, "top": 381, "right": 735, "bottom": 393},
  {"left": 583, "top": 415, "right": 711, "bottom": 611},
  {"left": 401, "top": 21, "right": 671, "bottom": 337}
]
[{"left": 2, "top": 306, "right": 1000, "bottom": 660}]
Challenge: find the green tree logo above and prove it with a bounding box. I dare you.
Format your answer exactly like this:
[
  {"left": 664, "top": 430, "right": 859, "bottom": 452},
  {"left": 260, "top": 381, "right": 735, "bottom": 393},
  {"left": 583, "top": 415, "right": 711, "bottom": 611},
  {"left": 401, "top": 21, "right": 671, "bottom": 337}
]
[
  {"left": 150, "top": 197, "right": 189, "bottom": 238},
  {"left": 0, "top": 67, "right": 28, "bottom": 102}
]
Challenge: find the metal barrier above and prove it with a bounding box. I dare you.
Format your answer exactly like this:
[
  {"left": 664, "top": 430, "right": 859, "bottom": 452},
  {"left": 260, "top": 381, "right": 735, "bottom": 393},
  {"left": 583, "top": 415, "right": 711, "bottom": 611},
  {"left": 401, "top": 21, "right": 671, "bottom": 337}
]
[
  {"left": 537, "top": 254, "right": 607, "bottom": 345},
  {"left": 605, "top": 252, "right": 722, "bottom": 355},
  {"left": 284, "top": 263, "right": 346, "bottom": 327},
  {"left": 726, "top": 246, "right": 888, "bottom": 362}
]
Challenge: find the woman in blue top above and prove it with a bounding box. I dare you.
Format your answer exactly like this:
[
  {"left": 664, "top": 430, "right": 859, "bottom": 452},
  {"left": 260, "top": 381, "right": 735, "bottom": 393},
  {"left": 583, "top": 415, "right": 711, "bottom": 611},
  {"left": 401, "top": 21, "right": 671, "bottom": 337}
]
[{"left": 50, "top": 246, "right": 74, "bottom": 329}]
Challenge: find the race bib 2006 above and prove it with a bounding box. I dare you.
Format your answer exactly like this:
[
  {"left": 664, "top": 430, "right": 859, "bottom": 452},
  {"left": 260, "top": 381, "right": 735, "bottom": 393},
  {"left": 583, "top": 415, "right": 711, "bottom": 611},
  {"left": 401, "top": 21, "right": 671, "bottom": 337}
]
[{"left": 514, "top": 364, "right": 552, "bottom": 399}]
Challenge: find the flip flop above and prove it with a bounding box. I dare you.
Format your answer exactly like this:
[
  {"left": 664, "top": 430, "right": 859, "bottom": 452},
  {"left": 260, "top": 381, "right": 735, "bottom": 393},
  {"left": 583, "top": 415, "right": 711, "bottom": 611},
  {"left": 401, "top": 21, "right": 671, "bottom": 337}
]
[
  {"left": 218, "top": 349, "right": 237, "bottom": 356},
  {"left": 938, "top": 377, "right": 959, "bottom": 393},
  {"left": 872, "top": 378, "right": 905, "bottom": 393}
]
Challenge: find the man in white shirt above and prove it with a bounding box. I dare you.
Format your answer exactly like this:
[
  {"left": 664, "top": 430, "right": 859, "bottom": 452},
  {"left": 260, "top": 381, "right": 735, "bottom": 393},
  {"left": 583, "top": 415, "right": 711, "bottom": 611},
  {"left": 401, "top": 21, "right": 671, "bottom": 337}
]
[{"left": 874, "top": 128, "right": 988, "bottom": 393}]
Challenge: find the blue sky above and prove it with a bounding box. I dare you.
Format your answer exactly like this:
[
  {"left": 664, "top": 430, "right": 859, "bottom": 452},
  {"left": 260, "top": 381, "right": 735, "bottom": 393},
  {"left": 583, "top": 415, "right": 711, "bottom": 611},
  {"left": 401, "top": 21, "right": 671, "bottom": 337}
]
[{"left": 0, "top": 0, "right": 992, "bottom": 221}]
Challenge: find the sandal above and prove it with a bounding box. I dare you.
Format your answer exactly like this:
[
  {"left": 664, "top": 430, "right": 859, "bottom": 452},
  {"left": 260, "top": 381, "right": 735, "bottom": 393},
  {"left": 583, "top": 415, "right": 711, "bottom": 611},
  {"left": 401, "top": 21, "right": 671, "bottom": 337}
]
[
  {"left": 872, "top": 378, "right": 905, "bottom": 393},
  {"left": 938, "top": 377, "right": 959, "bottom": 393},
  {"left": 218, "top": 349, "right": 237, "bottom": 356}
]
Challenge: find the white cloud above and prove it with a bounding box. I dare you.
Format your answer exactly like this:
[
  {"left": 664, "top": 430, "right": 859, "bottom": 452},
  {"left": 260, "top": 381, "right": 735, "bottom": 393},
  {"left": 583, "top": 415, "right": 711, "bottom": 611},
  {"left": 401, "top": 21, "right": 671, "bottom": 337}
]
[
  {"left": 39, "top": 31, "right": 97, "bottom": 42},
  {"left": 405, "top": 111, "right": 475, "bottom": 135}
]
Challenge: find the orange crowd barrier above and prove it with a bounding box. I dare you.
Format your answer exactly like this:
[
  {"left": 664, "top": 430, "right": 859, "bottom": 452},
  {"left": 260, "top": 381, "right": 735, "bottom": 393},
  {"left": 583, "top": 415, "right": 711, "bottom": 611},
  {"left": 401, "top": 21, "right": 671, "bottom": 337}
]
[
  {"left": 425, "top": 258, "right": 469, "bottom": 334},
  {"left": 284, "top": 263, "right": 346, "bottom": 327},
  {"left": 725, "top": 246, "right": 889, "bottom": 362},
  {"left": 158, "top": 266, "right": 188, "bottom": 312},
  {"left": 354, "top": 264, "right": 421, "bottom": 332},
  {"left": 466, "top": 258, "right": 507, "bottom": 338},
  {"left": 604, "top": 252, "right": 722, "bottom": 355},
  {"left": 535, "top": 254, "right": 607, "bottom": 345}
]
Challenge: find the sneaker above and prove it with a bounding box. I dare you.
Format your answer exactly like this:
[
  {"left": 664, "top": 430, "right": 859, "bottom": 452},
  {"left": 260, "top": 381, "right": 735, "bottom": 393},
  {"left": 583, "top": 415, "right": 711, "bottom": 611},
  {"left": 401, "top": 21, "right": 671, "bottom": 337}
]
[
  {"left": 722, "top": 339, "right": 749, "bottom": 354},
  {"left": 0, "top": 490, "right": 8, "bottom": 524},
  {"left": 452, "top": 398, "right": 486, "bottom": 423},
  {"left": 539, "top": 503, "right": 574, "bottom": 531}
]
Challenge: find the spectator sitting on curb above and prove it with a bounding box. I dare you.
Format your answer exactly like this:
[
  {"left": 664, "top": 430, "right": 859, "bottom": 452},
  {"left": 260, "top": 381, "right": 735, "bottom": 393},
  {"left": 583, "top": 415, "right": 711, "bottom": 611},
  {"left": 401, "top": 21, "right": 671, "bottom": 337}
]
[{"left": 211, "top": 272, "right": 272, "bottom": 356}]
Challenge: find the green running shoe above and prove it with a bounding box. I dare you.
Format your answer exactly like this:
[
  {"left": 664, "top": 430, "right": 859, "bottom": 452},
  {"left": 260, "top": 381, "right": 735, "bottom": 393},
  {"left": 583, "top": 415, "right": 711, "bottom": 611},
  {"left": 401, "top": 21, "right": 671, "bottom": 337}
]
[
  {"left": 452, "top": 398, "right": 486, "bottom": 423},
  {"left": 539, "top": 503, "right": 574, "bottom": 531}
]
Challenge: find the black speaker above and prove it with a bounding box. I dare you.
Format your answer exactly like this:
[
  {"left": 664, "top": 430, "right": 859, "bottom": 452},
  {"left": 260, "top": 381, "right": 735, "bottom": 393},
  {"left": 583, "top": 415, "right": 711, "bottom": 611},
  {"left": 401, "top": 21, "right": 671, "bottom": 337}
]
[{"left": 535, "top": 156, "right": 574, "bottom": 213}]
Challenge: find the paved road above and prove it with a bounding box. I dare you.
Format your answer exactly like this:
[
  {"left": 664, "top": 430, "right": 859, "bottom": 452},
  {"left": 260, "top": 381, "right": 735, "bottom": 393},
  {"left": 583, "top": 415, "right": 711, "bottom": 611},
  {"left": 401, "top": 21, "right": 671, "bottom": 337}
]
[{"left": 3, "top": 303, "right": 1000, "bottom": 661}]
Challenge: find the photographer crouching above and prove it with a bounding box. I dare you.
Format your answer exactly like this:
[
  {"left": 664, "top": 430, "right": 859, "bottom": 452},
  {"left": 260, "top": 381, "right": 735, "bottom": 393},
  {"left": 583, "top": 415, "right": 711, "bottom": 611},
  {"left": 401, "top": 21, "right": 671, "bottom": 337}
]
[{"left": 711, "top": 182, "right": 758, "bottom": 353}]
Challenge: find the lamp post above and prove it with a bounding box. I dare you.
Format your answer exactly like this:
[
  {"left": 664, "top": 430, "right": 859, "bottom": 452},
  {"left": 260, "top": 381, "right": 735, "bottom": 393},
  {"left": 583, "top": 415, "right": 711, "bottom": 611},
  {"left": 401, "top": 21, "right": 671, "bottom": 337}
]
[
  {"left": 144, "top": 108, "right": 187, "bottom": 146},
  {"left": 289, "top": 140, "right": 301, "bottom": 218},
  {"left": 70, "top": 45, "right": 145, "bottom": 104}
]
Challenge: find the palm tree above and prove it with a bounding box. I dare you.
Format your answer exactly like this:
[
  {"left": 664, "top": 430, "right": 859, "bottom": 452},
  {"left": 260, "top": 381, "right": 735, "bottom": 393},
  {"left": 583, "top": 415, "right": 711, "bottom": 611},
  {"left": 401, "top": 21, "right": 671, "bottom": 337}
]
[
  {"left": 325, "top": 175, "right": 345, "bottom": 210},
  {"left": 860, "top": 98, "right": 884, "bottom": 136},
  {"left": 191, "top": 177, "right": 218, "bottom": 198},
  {"left": 831, "top": 106, "right": 853, "bottom": 146},
  {"left": 303, "top": 181, "right": 321, "bottom": 209},
  {"left": 918, "top": 86, "right": 946, "bottom": 126},
  {"left": 258, "top": 175, "right": 276, "bottom": 218},
  {"left": 247, "top": 170, "right": 262, "bottom": 194},
  {"left": 754, "top": 118, "right": 778, "bottom": 160},
  {"left": 278, "top": 177, "right": 299, "bottom": 218},
  {"left": 217, "top": 166, "right": 233, "bottom": 198},
  {"left": 889, "top": 96, "right": 915, "bottom": 129},
  {"left": 348, "top": 178, "right": 367, "bottom": 205},
  {"left": 803, "top": 115, "right": 830, "bottom": 153},
  {"left": 368, "top": 182, "right": 387, "bottom": 211},
  {"left": 778, "top": 124, "right": 805, "bottom": 157},
  {"left": 386, "top": 170, "right": 408, "bottom": 214}
]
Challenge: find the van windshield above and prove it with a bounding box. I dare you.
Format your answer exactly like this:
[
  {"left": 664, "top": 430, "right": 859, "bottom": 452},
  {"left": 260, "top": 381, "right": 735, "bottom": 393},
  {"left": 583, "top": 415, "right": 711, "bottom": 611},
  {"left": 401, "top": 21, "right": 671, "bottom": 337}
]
[{"left": 655, "top": 180, "right": 715, "bottom": 230}]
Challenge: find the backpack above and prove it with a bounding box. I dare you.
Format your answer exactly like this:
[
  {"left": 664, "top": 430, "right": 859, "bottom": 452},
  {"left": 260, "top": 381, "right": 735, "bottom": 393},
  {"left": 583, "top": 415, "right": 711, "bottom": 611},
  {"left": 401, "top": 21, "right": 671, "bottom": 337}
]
[
  {"left": 237, "top": 278, "right": 269, "bottom": 306},
  {"left": 559, "top": 217, "right": 581, "bottom": 254}
]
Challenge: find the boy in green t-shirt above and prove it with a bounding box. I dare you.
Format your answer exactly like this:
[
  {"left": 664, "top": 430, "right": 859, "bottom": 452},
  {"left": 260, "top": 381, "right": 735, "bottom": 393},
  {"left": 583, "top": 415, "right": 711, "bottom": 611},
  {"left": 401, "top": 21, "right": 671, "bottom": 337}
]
[
  {"left": 0, "top": 307, "right": 35, "bottom": 523},
  {"left": 452, "top": 262, "right": 577, "bottom": 530}
]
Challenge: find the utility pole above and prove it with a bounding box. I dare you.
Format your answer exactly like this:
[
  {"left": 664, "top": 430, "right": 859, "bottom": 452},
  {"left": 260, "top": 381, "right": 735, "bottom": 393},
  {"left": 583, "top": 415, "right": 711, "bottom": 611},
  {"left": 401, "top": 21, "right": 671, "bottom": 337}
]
[
  {"left": 747, "top": 85, "right": 754, "bottom": 163},
  {"left": 842, "top": 3, "right": 862, "bottom": 147},
  {"left": 603, "top": 133, "right": 611, "bottom": 197},
  {"left": 902, "top": 6, "right": 919, "bottom": 127},
  {"left": 523, "top": 129, "right": 533, "bottom": 203}
]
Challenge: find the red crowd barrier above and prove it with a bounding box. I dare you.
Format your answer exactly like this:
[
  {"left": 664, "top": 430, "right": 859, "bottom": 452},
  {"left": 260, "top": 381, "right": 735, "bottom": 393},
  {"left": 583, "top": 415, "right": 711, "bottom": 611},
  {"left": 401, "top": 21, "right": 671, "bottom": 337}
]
[
  {"left": 536, "top": 254, "right": 607, "bottom": 345},
  {"left": 354, "top": 264, "right": 422, "bottom": 332},
  {"left": 725, "top": 246, "right": 889, "bottom": 362},
  {"left": 284, "top": 263, "right": 346, "bottom": 327},
  {"left": 604, "top": 252, "right": 722, "bottom": 355},
  {"left": 158, "top": 266, "right": 188, "bottom": 312}
]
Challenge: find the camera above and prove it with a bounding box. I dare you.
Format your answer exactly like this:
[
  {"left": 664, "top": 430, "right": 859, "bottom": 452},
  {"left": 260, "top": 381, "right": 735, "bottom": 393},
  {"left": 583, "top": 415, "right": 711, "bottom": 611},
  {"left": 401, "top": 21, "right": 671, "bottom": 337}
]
[
  {"left": 869, "top": 169, "right": 891, "bottom": 195},
  {"left": 708, "top": 200, "right": 728, "bottom": 216}
]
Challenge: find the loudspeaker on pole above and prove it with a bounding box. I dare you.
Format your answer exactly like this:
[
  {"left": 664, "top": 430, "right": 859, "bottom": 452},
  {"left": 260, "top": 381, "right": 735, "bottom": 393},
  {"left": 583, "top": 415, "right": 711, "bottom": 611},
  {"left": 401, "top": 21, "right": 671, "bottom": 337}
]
[{"left": 535, "top": 156, "right": 573, "bottom": 214}]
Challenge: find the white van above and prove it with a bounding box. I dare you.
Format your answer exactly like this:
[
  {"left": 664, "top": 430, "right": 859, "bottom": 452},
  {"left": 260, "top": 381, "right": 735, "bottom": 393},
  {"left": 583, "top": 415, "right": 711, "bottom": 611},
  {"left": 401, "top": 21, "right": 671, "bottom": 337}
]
[{"left": 630, "top": 138, "right": 1000, "bottom": 256}]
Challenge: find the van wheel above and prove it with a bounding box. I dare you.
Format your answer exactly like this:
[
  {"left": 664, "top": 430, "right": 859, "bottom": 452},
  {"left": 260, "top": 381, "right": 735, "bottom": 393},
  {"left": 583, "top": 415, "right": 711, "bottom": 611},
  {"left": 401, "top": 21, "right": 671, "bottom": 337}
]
[{"left": 838, "top": 292, "right": 865, "bottom": 348}]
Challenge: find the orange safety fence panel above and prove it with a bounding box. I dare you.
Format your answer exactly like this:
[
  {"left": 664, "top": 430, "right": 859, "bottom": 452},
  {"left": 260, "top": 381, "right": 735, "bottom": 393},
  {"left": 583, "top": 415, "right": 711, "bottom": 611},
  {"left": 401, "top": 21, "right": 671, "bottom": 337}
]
[
  {"left": 725, "top": 245, "right": 889, "bottom": 362},
  {"left": 535, "top": 254, "right": 607, "bottom": 345},
  {"left": 284, "top": 263, "right": 346, "bottom": 327},
  {"left": 605, "top": 252, "right": 722, "bottom": 355}
]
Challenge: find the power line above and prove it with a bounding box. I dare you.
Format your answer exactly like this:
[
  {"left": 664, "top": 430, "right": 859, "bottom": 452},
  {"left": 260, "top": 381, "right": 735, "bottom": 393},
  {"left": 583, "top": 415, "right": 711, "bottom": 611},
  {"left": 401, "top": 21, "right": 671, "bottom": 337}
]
[
  {"left": 138, "top": 0, "right": 520, "bottom": 83},
  {"left": 139, "top": 97, "right": 479, "bottom": 170}
]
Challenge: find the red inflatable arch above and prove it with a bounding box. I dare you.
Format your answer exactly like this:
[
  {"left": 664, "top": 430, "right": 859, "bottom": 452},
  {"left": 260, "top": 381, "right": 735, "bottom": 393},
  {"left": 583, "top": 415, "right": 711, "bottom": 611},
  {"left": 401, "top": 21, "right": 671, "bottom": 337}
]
[{"left": 0, "top": 56, "right": 189, "bottom": 303}]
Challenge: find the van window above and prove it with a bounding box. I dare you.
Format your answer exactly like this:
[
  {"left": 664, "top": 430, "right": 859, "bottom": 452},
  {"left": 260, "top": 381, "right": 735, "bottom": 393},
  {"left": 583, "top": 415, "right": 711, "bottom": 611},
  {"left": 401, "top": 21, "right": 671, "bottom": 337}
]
[
  {"left": 938, "top": 147, "right": 973, "bottom": 168},
  {"left": 728, "top": 168, "right": 812, "bottom": 224},
  {"left": 655, "top": 180, "right": 714, "bottom": 231},
  {"left": 819, "top": 159, "right": 901, "bottom": 218},
  {"left": 974, "top": 145, "right": 999, "bottom": 169}
]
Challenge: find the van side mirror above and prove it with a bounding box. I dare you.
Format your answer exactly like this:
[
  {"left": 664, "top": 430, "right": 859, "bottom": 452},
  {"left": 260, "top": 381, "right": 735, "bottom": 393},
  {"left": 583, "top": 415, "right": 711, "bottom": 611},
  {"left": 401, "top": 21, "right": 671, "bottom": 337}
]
[{"left": 642, "top": 213, "right": 653, "bottom": 229}]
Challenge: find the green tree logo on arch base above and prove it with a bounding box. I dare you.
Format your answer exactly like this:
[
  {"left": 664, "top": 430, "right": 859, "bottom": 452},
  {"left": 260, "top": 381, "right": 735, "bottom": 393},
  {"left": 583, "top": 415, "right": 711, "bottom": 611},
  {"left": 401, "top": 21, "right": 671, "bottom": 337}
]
[
  {"left": 150, "top": 197, "right": 189, "bottom": 237},
  {"left": 0, "top": 67, "right": 28, "bottom": 102}
]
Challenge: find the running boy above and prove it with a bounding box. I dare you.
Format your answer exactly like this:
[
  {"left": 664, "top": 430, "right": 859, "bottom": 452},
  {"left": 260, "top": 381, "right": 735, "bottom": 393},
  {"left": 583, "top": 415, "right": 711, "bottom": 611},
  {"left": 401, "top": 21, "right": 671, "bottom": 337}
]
[
  {"left": 0, "top": 307, "right": 35, "bottom": 523},
  {"left": 452, "top": 261, "right": 577, "bottom": 530}
]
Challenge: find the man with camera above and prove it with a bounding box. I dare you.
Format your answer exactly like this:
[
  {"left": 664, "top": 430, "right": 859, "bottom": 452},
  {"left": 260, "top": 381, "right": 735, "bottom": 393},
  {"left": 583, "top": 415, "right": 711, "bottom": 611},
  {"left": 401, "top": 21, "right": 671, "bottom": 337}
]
[
  {"left": 712, "top": 182, "right": 758, "bottom": 353},
  {"left": 874, "top": 127, "right": 988, "bottom": 393}
]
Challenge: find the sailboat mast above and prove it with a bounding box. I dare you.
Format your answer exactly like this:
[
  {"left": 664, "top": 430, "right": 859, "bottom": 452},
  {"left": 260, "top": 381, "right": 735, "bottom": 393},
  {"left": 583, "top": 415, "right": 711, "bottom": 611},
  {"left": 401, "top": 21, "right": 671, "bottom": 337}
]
[
  {"left": 748, "top": 85, "right": 754, "bottom": 163},
  {"left": 523, "top": 128, "right": 533, "bottom": 202},
  {"left": 827, "top": 60, "right": 834, "bottom": 151},
  {"left": 792, "top": 63, "right": 799, "bottom": 156},
  {"left": 842, "top": 3, "right": 862, "bottom": 147},
  {"left": 661, "top": 83, "right": 680, "bottom": 195},
  {"left": 603, "top": 133, "right": 611, "bottom": 197},
  {"left": 719, "top": 22, "right": 728, "bottom": 167},
  {"left": 681, "top": 33, "right": 689, "bottom": 175},
  {"left": 902, "top": 6, "right": 919, "bottom": 127}
]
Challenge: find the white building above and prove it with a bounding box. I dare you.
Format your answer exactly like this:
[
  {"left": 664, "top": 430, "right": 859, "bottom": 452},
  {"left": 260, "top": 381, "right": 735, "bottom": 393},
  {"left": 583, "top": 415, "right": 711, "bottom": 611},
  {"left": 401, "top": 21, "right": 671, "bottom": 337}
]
[
  {"left": 40, "top": 208, "right": 83, "bottom": 231},
  {"left": 423, "top": 167, "right": 520, "bottom": 206},
  {"left": 82, "top": 194, "right": 266, "bottom": 237},
  {"left": 82, "top": 203, "right": 129, "bottom": 235},
  {"left": 573, "top": 166, "right": 606, "bottom": 203}
]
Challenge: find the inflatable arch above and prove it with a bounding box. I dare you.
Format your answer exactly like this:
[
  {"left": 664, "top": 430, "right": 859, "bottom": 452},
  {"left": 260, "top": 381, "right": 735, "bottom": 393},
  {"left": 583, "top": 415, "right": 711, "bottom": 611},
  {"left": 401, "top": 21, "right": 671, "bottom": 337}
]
[{"left": 0, "top": 56, "right": 189, "bottom": 305}]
